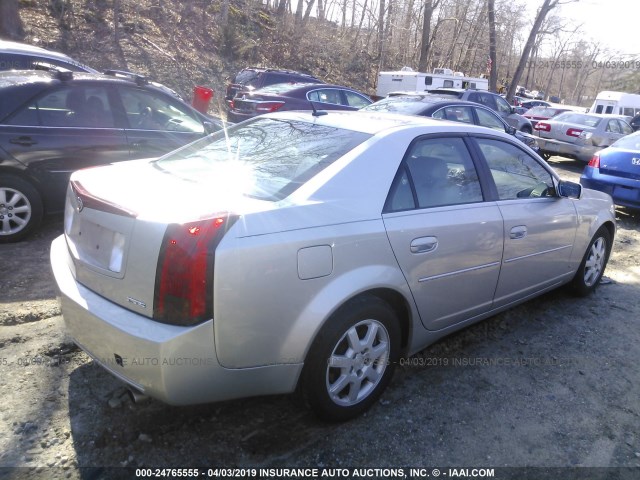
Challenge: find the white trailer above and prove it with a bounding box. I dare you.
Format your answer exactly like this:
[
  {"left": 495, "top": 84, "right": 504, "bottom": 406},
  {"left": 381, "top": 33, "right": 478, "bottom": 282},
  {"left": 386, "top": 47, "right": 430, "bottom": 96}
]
[
  {"left": 589, "top": 91, "right": 640, "bottom": 117},
  {"left": 376, "top": 67, "right": 488, "bottom": 98}
]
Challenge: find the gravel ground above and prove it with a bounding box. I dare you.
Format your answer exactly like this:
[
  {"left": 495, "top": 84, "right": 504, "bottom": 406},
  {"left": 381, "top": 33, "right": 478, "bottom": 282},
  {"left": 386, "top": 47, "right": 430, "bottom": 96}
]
[{"left": 1, "top": 158, "right": 639, "bottom": 480}]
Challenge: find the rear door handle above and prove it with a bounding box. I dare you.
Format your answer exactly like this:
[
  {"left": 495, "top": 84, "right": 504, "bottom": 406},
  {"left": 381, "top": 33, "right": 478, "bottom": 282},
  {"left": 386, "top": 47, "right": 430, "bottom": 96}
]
[
  {"left": 10, "top": 136, "right": 37, "bottom": 146},
  {"left": 510, "top": 225, "right": 528, "bottom": 239},
  {"left": 410, "top": 236, "right": 438, "bottom": 254}
]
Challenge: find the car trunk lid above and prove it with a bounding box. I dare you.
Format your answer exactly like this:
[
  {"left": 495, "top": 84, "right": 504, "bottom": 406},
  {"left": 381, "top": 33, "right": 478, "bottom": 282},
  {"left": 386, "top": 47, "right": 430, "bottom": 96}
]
[
  {"left": 63, "top": 158, "right": 269, "bottom": 320},
  {"left": 599, "top": 148, "right": 640, "bottom": 180}
]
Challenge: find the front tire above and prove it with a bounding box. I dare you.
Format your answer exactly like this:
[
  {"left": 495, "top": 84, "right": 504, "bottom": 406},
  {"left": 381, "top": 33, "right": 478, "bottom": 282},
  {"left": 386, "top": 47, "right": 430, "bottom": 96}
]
[
  {"left": 300, "top": 295, "right": 400, "bottom": 421},
  {"left": 570, "top": 226, "right": 612, "bottom": 296},
  {"left": 0, "top": 175, "right": 43, "bottom": 243}
]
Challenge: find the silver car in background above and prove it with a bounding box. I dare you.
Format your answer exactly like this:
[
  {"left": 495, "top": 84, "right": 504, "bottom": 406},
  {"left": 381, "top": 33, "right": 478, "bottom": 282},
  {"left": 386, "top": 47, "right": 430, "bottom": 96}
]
[
  {"left": 535, "top": 111, "right": 633, "bottom": 162},
  {"left": 51, "top": 111, "right": 616, "bottom": 421}
]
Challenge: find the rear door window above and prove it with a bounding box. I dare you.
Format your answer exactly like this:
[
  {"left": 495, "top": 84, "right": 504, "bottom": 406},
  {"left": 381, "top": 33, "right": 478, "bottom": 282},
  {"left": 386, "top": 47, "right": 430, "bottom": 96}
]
[
  {"left": 385, "top": 136, "right": 483, "bottom": 211},
  {"left": 6, "top": 85, "right": 116, "bottom": 128},
  {"left": 475, "top": 107, "right": 505, "bottom": 130}
]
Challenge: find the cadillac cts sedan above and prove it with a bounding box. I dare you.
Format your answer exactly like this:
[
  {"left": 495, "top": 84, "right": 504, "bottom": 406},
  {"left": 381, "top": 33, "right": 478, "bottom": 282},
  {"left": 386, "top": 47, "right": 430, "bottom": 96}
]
[{"left": 51, "top": 111, "right": 615, "bottom": 421}]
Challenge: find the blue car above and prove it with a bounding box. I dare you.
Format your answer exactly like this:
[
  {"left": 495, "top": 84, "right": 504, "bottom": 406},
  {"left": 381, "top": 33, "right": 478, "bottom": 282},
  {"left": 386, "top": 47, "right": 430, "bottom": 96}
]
[{"left": 580, "top": 131, "right": 640, "bottom": 209}]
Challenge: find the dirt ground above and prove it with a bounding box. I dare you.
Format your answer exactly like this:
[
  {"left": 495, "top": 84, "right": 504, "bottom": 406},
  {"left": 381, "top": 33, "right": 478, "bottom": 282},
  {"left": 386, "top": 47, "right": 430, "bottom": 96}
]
[{"left": 1, "top": 157, "right": 639, "bottom": 480}]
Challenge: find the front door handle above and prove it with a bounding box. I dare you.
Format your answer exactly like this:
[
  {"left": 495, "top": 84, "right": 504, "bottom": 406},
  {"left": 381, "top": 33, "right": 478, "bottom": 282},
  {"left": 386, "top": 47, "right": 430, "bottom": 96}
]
[
  {"left": 131, "top": 140, "right": 149, "bottom": 149},
  {"left": 410, "top": 236, "right": 438, "bottom": 254},
  {"left": 10, "top": 136, "right": 37, "bottom": 146},
  {"left": 510, "top": 225, "right": 528, "bottom": 239}
]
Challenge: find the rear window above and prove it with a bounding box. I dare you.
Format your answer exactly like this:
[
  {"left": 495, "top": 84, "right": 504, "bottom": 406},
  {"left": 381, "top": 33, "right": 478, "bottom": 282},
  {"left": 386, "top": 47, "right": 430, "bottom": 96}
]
[
  {"left": 611, "top": 133, "right": 640, "bottom": 150},
  {"left": 0, "top": 81, "right": 49, "bottom": 121},
  {"left": 363, "top": 96, "right": 436, "bottom": 115},
  {"left": 255, "top": 82, "right": 313, "bottom": 94},
  {"left": 553, "top": 112, "right": 602, "bottom": 127},
  {"left": 154, "top": 117, "right": 371, "bottom": 201},
  {"left": 232, "top": 69, "right": 260, "bottom": 86},
  {"left": 526, "top": 107, "right": 564, "bottom": 117}
]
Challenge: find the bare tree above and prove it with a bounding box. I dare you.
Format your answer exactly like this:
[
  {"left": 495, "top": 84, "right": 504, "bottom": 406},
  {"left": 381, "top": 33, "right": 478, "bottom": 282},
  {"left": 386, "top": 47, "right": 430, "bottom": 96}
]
[
  {"left": 114, "top": 0, "right": 120, "bottom": 43},
  {"left": 418, "top": 0, "right": 443, "bottom": 71},
  {"left": 487, "top": 0, "right": 497, "bottom": 91},
  {"left": 506, "top": 0, "right": 576, "bottom": 101},
  {"left": 0, "top": 0, "right": 25, "bottom": 40}
]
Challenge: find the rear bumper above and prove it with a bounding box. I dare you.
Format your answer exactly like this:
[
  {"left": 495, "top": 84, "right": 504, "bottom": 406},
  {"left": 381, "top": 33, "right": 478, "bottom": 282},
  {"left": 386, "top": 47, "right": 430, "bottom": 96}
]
[
  {"left": 50, "top": 235, "right": 302, "bottom": 405},
  {"left": 536, "top": 137, "right": 597, "bottom": 162},
  {"left": 580, "top": 173, "right": 640, "bottom": 209}
]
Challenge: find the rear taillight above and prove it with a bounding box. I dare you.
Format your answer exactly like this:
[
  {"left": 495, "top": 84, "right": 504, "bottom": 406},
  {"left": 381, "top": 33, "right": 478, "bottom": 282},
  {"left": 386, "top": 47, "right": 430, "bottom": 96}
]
[
  {"left": 229, "top": 99, "right": 235, "bottom": 109},
  {"left": 154, "top": 215, "right": 237, "bottom": 326},
  {"left": 255, "top": 101, "right": 285, "bottom": 113},
  {"left": 566, "top": 128, "right": 583, "bottom": 137},
  {"left": 588, "top": 154, "right": 601, "bottom": 168},
  {"left": 535, "top": 122, "right": 550, "bottom": 131}
]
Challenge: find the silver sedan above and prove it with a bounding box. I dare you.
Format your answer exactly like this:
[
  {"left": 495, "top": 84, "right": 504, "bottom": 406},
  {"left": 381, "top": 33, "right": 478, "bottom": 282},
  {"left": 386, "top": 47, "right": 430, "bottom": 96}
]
[
  {"left": 535, "top": 111, "right": 633, "bottom": 162},
  {"left": 51, "top": 111, "right": 616, "bottom": 421}
]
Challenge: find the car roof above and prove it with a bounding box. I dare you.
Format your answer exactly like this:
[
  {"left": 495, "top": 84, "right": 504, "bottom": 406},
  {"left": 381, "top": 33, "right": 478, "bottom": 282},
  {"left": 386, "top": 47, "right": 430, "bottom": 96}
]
[
  {"left": 380, "top": 94, "right": 491, "bottom": 106},
  {"left": 0, "top": 40, "right": 98, "bottom": 73},
  {"left": 0, "top": 69, "right": 159, "bottom": 88},
  {"left": 264, "top": 110, "right": 510, "bottom": 138}
]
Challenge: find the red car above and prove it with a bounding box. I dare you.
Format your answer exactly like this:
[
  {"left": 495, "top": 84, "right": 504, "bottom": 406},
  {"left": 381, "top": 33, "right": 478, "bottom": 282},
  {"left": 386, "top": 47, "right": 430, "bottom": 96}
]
[
  {"left": 525, "top": 106, "right": 572, "bottom": 129},
  {"left": 228, "top": 82, "right": 372, "bottom": 123}
]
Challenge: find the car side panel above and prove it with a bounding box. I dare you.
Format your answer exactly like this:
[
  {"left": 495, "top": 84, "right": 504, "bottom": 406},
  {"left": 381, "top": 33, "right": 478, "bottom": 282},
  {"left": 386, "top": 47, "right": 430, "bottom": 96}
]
[
  {"left": 213, "top": 219, "right": 414, "bottom": 369},
  {"left": 492, "top": 198, "right": 579, "bottom": 307},
  {"left": 383, "top": 203, "right": 504, "bottom": 331},
  {"left": 0, "top": 125, "right": 129, "bottom": 213}
]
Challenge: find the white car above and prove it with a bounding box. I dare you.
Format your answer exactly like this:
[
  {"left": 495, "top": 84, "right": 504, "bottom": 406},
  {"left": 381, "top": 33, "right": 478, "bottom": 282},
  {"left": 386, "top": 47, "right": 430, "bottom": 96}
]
[{"left": 51, "top": 111, "right": 615, "bottom": 421}]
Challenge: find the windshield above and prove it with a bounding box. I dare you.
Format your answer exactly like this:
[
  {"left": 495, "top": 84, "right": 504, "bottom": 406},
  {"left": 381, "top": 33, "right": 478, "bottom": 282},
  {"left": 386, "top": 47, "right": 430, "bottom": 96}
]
[{"left": 154, "top": 117, "right": 371, "bottom": 201}]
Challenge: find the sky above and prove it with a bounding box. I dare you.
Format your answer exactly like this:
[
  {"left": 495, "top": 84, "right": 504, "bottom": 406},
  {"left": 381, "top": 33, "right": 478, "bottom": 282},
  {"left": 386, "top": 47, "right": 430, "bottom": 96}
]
[{"left": 548, "top": 0, "right": 637, "bottom": 56}]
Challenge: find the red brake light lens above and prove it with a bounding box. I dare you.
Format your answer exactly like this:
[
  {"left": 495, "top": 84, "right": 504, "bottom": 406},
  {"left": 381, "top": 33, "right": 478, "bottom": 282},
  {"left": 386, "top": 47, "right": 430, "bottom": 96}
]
[
  {"left": 588, "top": 154, "right": 601, "bottom": 168},
  {"left": 566, "top": 128, "right": 583, "bottom": 137},
  {"left": 535, "top": 122, "right": 550, "bottom": 131},
  {"left": 154, "top": 215, "right": 237, "bottom": 326}
]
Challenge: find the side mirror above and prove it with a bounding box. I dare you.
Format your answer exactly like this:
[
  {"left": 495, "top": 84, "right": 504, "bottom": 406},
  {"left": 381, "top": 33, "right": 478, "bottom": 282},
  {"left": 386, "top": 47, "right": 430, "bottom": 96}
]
[
  {"left": 510, "top": 106, "right": 516, "bottom": 114},
  {"left": 506, "top": 125, "right": 517, "bottom": 135},
  {"left": 557, "top": 180, "right": 582, "bottom": 199}
]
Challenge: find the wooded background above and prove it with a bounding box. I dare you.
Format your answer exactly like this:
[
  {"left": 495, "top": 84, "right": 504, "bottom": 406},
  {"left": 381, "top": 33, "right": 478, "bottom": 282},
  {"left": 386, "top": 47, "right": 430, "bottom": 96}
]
[{"left": 1, "top": 0, "right": 638, "bottom": 110}]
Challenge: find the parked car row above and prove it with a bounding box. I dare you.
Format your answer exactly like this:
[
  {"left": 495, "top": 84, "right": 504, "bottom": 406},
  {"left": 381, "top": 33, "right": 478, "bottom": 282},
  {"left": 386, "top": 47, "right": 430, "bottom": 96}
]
[{"left": 360, "top": 93, "right": 539, "bottom": 151}]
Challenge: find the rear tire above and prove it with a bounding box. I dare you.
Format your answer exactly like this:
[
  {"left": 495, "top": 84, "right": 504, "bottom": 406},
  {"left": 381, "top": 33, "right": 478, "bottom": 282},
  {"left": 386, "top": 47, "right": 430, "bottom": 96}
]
[
  {"left": 0, "top": 175, "right": 43, "bottom": 243},
  {"left": 299, "top": 295, "right": 400, "bottom": 421},
  {"left": 569, "top": 226, "right": 612, "bottom": 296}
]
